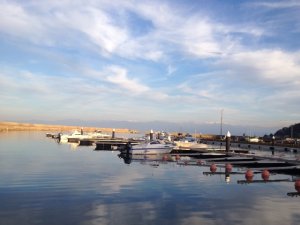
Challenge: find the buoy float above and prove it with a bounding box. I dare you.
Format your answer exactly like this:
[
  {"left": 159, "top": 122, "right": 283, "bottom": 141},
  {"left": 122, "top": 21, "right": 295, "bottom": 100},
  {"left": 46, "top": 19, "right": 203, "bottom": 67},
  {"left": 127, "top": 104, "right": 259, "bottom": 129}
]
[
  {"left": 295, "top": 180, "right": 300, "bottom": 192},
  {"left": 245, "top": 169, "right": 254, "bottom": 182},
  {"left": 210, "top": 163, "right": 217, "bottom": 173},
  {"left": 261, "top": 169, "right": 270, "bottom": 181},
  {"left": 225, "top": 163, "right": 232, "bottom": 173},
  {"left": 175, "top": 154, "right": 180, "bottom": 160}
]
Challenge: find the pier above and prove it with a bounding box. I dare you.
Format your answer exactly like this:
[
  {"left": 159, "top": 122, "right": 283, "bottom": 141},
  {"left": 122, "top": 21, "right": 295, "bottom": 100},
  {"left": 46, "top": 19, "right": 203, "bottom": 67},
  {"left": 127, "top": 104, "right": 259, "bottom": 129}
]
[
  {"left": 47, "top": 131, "right": 300, "bottom": 176},
  {"left": 203, "top": 140, "right": 300, "bottom": 153}
]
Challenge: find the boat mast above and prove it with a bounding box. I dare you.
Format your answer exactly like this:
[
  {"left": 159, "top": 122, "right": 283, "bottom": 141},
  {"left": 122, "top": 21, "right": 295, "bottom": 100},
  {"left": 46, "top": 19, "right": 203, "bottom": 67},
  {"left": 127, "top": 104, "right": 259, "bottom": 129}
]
[{"left": 220, "top": 109, "right": 223, "bottom": 138}]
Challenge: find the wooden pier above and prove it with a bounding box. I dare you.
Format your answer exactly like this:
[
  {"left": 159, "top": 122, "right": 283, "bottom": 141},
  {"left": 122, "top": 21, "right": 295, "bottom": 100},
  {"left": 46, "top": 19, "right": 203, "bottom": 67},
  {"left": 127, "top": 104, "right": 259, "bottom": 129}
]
[{"left": 94, "top": 139, "right": 141, "bottom": 150}]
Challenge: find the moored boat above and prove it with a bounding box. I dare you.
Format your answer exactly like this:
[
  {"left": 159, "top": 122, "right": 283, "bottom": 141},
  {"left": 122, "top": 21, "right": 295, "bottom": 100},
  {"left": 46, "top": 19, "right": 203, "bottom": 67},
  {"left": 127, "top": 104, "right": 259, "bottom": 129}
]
[
  {"left": 59, "top": 130, "right": 91, "bottom": 143},
  {"left": 174, "top": 137, "right": 209, "bottom": 150},
  {"left": 123, "top": 140, "right": 174, "bottom": 155}
]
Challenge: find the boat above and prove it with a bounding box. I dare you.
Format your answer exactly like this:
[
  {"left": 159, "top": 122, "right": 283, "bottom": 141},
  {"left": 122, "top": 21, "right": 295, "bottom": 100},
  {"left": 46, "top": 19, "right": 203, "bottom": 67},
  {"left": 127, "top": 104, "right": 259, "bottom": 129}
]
[
  {"left": 118, "top": 153, "right": 175, "bottom": 165},
  {"left": 123, "top": 140, "right": 174, "bottom": 155},
  {"left": 89, "top": 130, "right": 111, "bottom": 139},
  {"left": 174, "top": 137, "right": 209, "bottom": 150},
  {"left": 59, "top": 130, "right": 92, "bottom": 143}
]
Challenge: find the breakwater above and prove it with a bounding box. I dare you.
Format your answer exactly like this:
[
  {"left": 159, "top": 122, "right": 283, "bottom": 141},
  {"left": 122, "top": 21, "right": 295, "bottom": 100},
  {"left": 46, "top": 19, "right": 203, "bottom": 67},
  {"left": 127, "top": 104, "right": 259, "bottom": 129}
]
[{"left": 0, "top": 121, "right": 136, "bottom": 133}]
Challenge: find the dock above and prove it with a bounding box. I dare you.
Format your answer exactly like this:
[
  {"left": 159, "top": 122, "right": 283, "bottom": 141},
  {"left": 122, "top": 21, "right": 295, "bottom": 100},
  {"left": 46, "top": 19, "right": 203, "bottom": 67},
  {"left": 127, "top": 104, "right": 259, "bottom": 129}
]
[
  {"left": 46, "top": 132, "right": 300, "bottom": 176},
  {"left": 204, "top": 140, "right": 300, "bottom": 153},
  {"left": 94, "top": 139, "right": 141, "bottom": 150}
]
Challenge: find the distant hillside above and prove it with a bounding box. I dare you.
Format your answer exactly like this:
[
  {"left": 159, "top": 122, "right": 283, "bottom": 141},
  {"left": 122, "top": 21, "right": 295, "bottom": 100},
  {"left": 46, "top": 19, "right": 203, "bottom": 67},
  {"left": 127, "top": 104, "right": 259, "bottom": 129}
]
[
  {"left": 0, "top": 121, "right": 136, "bottom": 133},
  {"left": 274, "top": 123, "right": 300, "bottom": 138}
]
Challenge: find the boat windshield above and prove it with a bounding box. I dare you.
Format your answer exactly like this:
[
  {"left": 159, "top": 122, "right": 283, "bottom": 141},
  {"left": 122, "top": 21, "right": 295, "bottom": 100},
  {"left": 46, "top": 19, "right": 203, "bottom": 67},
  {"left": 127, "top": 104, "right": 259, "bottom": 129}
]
[{"left": 150, "top": 141, "right": 160, "bottom": 144}]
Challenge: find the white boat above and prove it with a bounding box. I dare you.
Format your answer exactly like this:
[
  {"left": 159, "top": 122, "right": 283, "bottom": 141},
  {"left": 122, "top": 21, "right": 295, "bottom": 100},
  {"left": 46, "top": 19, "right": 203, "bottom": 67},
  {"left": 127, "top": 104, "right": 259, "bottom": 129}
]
[
  {"left": 173, "top": 137, "right": 210, "bottom": 151},
  {"left": 59, "top": 130, "right": 92, "bottom": 143},
  {"left": 89, "top": 131, "right": 111, "bottom": 139},
  {"left": 128, "top": 140, "right": 174, "bottom": 155}
]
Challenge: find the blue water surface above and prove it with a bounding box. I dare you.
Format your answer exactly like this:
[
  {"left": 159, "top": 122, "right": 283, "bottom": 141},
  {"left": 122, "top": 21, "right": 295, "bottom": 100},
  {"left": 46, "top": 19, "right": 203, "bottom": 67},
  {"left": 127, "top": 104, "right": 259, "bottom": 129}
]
[{"left": 0, "top": 132, "right": 299, "bottom": 225}]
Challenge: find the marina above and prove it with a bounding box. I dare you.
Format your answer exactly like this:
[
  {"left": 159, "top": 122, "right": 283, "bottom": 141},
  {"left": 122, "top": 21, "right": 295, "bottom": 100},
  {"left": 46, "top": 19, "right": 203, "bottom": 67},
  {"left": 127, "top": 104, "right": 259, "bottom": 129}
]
[
  {"left": 49, "top": 130, "right": 300, "bottom": 182},
  {"left": 2, "top": 0, "right": 300, "bottom": 224}
]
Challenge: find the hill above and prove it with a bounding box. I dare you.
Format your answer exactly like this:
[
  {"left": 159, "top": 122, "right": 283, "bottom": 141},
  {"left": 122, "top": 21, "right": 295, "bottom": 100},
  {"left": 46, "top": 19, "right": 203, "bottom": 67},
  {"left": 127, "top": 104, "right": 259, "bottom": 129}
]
[{"left": 274, "top": 123, "right": 300, "bottom": 138}]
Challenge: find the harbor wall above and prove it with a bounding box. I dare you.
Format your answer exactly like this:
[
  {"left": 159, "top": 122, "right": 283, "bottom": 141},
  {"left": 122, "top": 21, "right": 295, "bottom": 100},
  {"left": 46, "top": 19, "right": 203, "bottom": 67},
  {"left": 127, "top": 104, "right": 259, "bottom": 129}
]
[{"left": 0, "top": 121, "right": 137, "bottom": 133}]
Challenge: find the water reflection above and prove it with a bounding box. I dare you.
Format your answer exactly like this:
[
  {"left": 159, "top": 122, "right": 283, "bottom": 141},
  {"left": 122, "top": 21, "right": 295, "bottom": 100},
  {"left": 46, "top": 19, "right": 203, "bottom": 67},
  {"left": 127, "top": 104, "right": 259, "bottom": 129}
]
[
  {"left": 1, "top": 132, "right": 300, "bottom": 225},
  {"left": 119, "top": 152, "right": 132, "bottom": 164}
]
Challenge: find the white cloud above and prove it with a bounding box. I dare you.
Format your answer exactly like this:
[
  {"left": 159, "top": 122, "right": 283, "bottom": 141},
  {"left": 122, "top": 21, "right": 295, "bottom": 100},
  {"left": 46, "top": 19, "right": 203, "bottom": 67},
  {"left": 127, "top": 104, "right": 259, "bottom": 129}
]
[
  {"left": 167, "top": 65, "right": 176, "bottom": 76},
  {"left": 218, "top": 50, "right": 300, "bottom": 85},
  {"left": 251, "top": 1, "right": 300, "bottom": 9},
  {"left": 0, "top": 0, "right": 267, "bottom": 62},
  {"left": 0, "top": 1, "right": 49, "bottom": 44},
  {"left": 54, "top": 7, "right": 129, "bottom": 54},
  {"left": 105, "top": 66, "right": 149, "bottom": 94}
]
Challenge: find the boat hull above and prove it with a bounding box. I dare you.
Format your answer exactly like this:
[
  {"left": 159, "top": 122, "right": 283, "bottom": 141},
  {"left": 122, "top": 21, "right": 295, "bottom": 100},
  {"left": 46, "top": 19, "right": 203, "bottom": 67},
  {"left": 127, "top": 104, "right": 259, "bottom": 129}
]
[
  {"left": 130, "top": 147, "right": 172, "bottom": 155},
  {"left": 124, "top": 141, "right": 174, "bottom": 155}
]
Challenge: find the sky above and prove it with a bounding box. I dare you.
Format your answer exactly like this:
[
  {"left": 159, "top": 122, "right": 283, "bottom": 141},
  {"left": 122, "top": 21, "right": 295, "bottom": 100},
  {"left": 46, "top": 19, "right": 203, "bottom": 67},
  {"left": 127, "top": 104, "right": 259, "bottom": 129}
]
[{"left": 0, "top": 0, "right": 300, "bottom": 133}]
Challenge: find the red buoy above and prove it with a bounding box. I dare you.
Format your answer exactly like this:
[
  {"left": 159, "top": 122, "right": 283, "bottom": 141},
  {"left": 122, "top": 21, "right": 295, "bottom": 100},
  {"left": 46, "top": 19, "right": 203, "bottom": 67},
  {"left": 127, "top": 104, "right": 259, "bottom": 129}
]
[
  {"left": 175, "top": 154, "right": 180, "bottom": 160},
  {"left": 210, "top": 163, "right": 217, "bottom": 173},
  {"left": 245, "top": 169, "right": 254, "bottom": 182},
  {"left": 295, "top": 180, "right": 300, "bottom": 192},
  {"left": 261, "top": 169, "right": 270, "bottom": 181},
  {"left": 225, "top": 163, "right": 232, "bottom": 173}
]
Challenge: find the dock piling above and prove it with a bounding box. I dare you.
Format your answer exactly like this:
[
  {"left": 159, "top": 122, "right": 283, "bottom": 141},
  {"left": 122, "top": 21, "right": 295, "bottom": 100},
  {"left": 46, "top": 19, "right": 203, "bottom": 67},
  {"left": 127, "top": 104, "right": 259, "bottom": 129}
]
[
  {"left": 226, "top": 131, "right": 231, "bottom": 153},
  {"left": 272, "top": 136, "right": 275, "bottom": 155},
  {"left": 150, "top": 129, "right": 154, "bottom": 141},
  {"left": 112, "top": 128, "right": 115, "bottom": 139}
]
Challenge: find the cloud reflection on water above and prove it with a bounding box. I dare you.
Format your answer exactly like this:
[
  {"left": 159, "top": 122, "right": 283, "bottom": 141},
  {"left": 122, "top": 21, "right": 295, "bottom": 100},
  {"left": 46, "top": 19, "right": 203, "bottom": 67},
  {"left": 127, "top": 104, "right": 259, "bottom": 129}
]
[{"left": 1, "top": 132, "right": 300, "bottom": 225}]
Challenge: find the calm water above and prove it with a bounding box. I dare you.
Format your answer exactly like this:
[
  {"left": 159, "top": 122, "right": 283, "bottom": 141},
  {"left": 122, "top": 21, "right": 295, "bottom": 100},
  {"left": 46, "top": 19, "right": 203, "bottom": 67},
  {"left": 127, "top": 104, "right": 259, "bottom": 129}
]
[{"left": 0, "top": 132, "right": 299, "bottom": 225}]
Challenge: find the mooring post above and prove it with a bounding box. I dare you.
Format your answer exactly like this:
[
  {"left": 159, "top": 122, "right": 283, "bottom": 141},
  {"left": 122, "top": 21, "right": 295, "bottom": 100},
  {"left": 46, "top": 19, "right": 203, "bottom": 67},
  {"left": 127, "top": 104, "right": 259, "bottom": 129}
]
[
  {"left": 81, "top": 127, "right": 83, "bottom": 135},
  {"left": 112, "top": 128, "right": 115, "bottom": 139},
  {"left": 150, "top": 129, "right": 154, "bottom": 141},
  {"left": 226, "top": 131, "right": 231, "bottom": 153},
  {"left": 272, "top": 136, "right": 275, "bottom": 155}
]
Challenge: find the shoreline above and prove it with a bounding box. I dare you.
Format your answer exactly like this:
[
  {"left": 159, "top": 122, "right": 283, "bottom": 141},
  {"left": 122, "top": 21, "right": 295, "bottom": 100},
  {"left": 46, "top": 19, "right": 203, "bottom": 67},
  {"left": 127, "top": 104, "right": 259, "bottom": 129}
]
[{"left": 0, "top": 121, "right": 137, "bottom": 134}]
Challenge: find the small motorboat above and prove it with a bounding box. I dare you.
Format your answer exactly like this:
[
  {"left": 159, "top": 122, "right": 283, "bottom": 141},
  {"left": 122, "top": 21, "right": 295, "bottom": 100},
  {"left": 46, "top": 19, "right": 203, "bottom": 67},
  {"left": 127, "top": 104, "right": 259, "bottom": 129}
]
[
  {"left": 59, "top": 130, "right": 91, "bottom": 143},
  {"left": 89, "top": 130, "right": 111, "bottom": 138},
  {"left": 174, "top": 137, "right": 209, "bottom": 150},
  {"left": 123, "top": 140, "right": 174, "bottom": 155}
]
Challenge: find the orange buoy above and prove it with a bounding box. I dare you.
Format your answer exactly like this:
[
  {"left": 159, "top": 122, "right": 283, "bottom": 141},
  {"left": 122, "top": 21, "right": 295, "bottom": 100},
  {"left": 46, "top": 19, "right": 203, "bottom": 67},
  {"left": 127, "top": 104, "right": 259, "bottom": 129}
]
[
  {"left": 225, "top": 163, "right": 232, "bottom": 173},
  {"left": 210, "top": 163, "right": 217, "bottom": 173},
  {"left": 175, "top": 154, "right": 180, "bottom": 160},
  {"left": 295, "top": 180, "right": 300, "bottom": 192},
  {"left": 245, "top": 169, "right": 254, "bottom": 182},
  {"left": 261, "top": 169, "right": 270, "bottom": 181}
]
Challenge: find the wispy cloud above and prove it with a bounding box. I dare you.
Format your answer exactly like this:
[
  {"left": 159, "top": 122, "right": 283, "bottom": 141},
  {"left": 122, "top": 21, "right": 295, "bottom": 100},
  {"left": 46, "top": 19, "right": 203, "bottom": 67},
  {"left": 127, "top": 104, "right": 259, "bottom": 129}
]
[
  {"left": 104, "top": 66, "right": 149, "bottom": 94},
  {"left": 250, "top": 1, "right": 300, "bottom": 9},
  {"left": 1, "top": 0, "right": 300, "bottom": 130},
  {"left": 0, "top": 0, "right": 263, "bottom": 60},
  {"left": 217, "top": 50, "right": 300, "bottom": 86}
]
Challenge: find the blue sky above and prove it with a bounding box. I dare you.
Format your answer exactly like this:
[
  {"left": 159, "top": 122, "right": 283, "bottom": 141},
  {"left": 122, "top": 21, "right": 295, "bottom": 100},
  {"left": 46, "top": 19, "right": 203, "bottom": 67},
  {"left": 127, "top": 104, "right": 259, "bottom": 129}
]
[{"left": 0, "top": 0, "right": 300, "bottom": 131}]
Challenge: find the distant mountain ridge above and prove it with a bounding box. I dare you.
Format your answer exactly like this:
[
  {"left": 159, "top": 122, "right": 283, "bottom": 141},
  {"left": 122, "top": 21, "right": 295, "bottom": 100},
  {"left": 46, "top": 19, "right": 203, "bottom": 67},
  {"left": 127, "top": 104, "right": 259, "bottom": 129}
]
[{"left": 274, "top": 123, "right": 300, "bottom": 138}]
